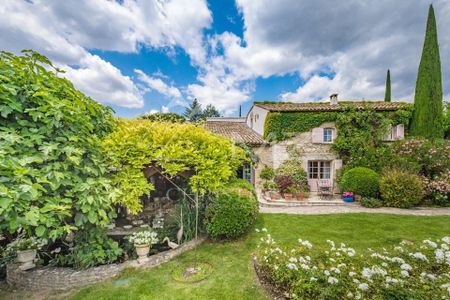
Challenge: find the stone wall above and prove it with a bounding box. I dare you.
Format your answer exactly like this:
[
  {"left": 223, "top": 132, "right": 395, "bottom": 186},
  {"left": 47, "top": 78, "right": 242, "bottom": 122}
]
[
  {"left": 7, "top": 237, "right": 205, "bottom": 291},
  {"left": 253, "top": 122, "right": 340, "bottom": 192}
]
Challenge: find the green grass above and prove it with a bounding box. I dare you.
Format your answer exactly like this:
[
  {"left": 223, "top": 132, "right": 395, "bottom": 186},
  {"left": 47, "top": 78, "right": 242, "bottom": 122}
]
[{"left": 2, "top": 213, "right": 449, "bottom": 300}]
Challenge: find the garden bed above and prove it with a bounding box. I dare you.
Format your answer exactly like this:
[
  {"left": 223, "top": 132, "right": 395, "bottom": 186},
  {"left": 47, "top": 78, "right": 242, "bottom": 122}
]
[{"left": 6, "top": 237, "right": 205, "bottom": 291}]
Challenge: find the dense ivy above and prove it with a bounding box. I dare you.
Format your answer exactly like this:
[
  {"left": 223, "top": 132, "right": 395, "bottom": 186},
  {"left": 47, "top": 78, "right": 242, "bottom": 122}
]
[
  {"left": 103, "top": 119, "right": 248, "bottom": 213},
  {"left": 0, "top": 51, "right": 117, "bottom": 241}
]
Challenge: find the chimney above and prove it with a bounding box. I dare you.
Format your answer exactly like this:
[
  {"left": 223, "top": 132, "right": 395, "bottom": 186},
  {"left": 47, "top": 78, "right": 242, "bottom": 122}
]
[{"left": 329, "top": 93, "right": 338, "bottom": 105}]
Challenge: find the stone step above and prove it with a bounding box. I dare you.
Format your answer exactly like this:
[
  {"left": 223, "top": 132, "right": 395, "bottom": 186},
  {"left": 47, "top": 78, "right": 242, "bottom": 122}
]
[{"left": 258, "top": 196, "right": 359, "bottom": 208}]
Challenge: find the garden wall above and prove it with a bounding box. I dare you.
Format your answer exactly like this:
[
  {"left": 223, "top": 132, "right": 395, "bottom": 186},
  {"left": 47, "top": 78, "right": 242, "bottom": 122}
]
[{"left": 7, "top": 237, "right": 205, "bottom": 291}]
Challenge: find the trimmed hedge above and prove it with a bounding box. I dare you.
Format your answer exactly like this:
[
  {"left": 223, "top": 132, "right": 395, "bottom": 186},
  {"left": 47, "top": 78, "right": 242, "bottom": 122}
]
[
  {"left": 205, "top": 179, "right": 258, "bottom": 240},
  {"left": 380, "top": 170, "right": 424, "bottom": 208},
  {"left": 339, "top": 167, "right": 380, "bottom": 197}
]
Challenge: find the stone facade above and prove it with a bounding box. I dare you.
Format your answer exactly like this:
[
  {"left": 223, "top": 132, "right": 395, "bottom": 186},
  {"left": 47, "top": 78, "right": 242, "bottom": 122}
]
[
  {"left": 253, "top": 122, "right": 341, "bottom": 192},
  {"left": 6, "top": 237, "right": 205, "bottom": 291}
]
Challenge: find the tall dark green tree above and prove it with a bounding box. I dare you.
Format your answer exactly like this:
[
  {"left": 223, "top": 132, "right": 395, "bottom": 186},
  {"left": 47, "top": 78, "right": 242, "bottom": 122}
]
[
  {"left": 384, "top": 69, "right": 391, "bottom": 102},
  {"left": 184, "top": 98, "right": 203, "bottom": 122},
  {"left": 203, "top": 104, "right": 221, "bottom": 118},
  {"left": 410, "top": 4, "right": 444, "bottom": 138}
]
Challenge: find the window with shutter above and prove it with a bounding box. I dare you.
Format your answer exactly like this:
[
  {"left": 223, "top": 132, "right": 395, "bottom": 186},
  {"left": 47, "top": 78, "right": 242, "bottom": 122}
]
[{"left": 311, "top": 127, "right": 324, "bottom": 143}]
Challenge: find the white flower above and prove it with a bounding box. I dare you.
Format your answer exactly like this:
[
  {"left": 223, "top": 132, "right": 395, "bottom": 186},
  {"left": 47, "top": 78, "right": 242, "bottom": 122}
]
[
  {"left": 353, "top": 278, "right": 360, "bottom": 284},
  {"left": 382, "top": 262, "right": 388, "bottom": 267},
  {"left": 442, "top": 237, "right": 450, "bottom": 244},
  {"left": 409, "top": 252, "right": 428, "bottom": 261},
  {"left": 358, "top": 283, "right": 369, "bottom": 291},
  {"left": 301, "top": 264, "right": 310, "bottom": 270},
  {"left": 330, "top": 267, "right": 341, "bottom": 274},
  {"left": 400, "top": 270, "right": 409, "bottom": 277},
  {"left": 310, "top": 277, "right": 317, "bottom": 282},
  {"left": 255, "top": 228, "right": 260, "bottom": 232},
  {"left": 435, "top": 249, "right": 445, "bottom": 262},
  {"left": 261, "top": 228, "right": 268, "bottom": 232},
  {"left": 349, "top": 271, "right": 356, "bottom": 277},
  {"left": 289, "top": 257, "right": 298, "bottom": 263},
  {"left": 441, "top": 244, "right": 449, "bottom": 250},
  {"left": 400, "top": 263, "right": 412, "bottom": 271},
  {"left": 286, "top": 263, "right": 298, "bottom": 271},
  {"left": 328, "top": 276, "right": 338, "bottom": 284},
  {"left": 423, "top": 239, "right": 438, "bottom": 248},
  {"left": 324, "top": 270, "right": 330, "bottom": 276},
  {"left": 427, "top": 274, "right": 437, "bottom": 280},
  {"left": 391, "top": 257, "right": 405, "bottom": 264}
]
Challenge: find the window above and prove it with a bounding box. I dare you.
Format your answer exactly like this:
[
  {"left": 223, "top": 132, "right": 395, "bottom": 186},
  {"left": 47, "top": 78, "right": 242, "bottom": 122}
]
[
  {"left": 323, "top": 128, "right": 333, "bottom": 143},
  {"left": 308, "top": 161, "right": 331, "bottom": 179}
]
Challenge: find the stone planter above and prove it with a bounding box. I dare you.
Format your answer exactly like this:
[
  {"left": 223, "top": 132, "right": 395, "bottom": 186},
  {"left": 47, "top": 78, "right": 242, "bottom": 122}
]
[
  {"left": 283, "top": 193, "right": 293, "bottom": 201},
  {"left": 135, "top": 244, "right": 150, "bottom": 259},
  {"left": 295, "top": 191, "right": 304, "bottom": 200},
  {"left": 269, "top": 191, "right": 281, "bottom": 200},
  {"left": 16, "top": 249, "right": 36, "bottom": 271},
  {"left": 354, "top": 195, "right": 362, "bottom": 202}
]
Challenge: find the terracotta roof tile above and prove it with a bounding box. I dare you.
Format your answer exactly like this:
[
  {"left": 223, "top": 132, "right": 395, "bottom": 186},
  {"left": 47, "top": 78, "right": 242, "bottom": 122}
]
[
  {"left": 254, "top": 101, "right": 410, "bottom": 112},
  {"left": 204, "top": 119, "right": 265, "bottom": 145}
]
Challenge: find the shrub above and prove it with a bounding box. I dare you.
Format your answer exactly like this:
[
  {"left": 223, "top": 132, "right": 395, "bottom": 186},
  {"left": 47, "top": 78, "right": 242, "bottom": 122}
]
[
  {"left": 339, "top": 167, "right": 380, "bottom": 197},
  {"left": 380, "top": 170, "right": 424, "bottom": 208},
  {"left": 225, "top": 178, "right": 257, "bottom": 200},
  {"left": 205, "top": 191, "right": 258, "bottom": 240},
  {"left": 274, "top": 175, "right": 294, "bottom": 194},
  {"left": 256, "top": 231, "right": 450, "bottom": 300},
  {"left": 423, "top": 172, "right": 450, "bottom": 206},
  {"left": 260, "top": 166, "right": 275, "bottom": 180},
  {"left": 0, "top": 51, "right": 116, "bottom": 243},
  {"left": 262, "top": 181, "right": 277, "bottom": 191},
  {"left": 360, "top": 197, "right": 383, "bottom": 208},
  {"left": 276, "top": 159, "right": 308, "bottom": 191}
]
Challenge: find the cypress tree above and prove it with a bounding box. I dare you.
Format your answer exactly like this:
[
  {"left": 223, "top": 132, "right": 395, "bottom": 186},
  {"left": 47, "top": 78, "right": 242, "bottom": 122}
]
[
  {"left": 410, "top": 4, "right": 444, "bottom": 138},
  {"left": 384, "top": 69, "right": 391, "bottom": 102}
]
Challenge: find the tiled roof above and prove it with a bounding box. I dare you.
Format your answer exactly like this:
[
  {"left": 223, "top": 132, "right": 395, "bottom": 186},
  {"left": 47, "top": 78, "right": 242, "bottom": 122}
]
[
  {"left": 204, "top": 118, "right": 265, "bottom": 145},
  {"left": 254, "top": 101, "right": 410, "bottom": 112}
]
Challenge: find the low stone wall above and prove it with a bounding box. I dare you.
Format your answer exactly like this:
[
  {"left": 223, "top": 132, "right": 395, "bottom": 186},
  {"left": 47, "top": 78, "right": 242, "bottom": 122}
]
[{"left": 7, "top": 237, "right": 205, "bottom": 291}]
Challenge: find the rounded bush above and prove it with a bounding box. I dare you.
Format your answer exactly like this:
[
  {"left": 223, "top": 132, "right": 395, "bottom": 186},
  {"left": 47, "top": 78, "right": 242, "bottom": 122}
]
[
  {"left": 260, "top": 166, "right": 275, "bottom": 180},
  {"left": 380, "top": 170, "right": 424, "bottom": 208},
  {"left": 360, "top": 197, "right": 383, "bottom": 208},
  {"left": 205, "top": 188, "right": 258, "bottom": 240},
  {"left": 339, "top": 167, "right": 380, "bottom": 197}
]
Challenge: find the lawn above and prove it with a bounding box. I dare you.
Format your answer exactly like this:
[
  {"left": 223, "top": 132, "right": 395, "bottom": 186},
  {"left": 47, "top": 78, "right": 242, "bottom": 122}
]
[
  {"left": 2, "top": 213, "right": 449, "bottom": 300},
  {"left": 66, "top": 213, "right": 450, "bottom": 300}
]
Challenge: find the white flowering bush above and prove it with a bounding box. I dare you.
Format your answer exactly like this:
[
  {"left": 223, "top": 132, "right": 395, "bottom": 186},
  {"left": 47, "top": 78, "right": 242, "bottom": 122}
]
[
  {"left": 255, "top": 230, "right": 450, "bottom": 299},
  {"left": 7, "top": 236, "right": 47, "bottom": 252},
  {"left": 128, "top": 230, "right": 159, "bottom": 246}
]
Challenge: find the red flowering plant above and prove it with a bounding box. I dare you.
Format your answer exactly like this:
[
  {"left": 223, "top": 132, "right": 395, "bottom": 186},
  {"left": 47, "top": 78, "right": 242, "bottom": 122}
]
[{"left": 274, "top": 175, "right": 294, "bottom": 194}]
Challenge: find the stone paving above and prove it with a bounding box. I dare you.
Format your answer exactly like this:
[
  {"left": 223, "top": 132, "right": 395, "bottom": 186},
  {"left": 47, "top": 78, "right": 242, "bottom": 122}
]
[{"left": 260, "top": 205, "right": 450, "bottom": 216}]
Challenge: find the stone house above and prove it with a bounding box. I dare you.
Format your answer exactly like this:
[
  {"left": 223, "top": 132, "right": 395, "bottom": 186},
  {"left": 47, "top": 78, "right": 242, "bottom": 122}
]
[{"left": 205, "top": 96, "right": 409, "bottom": 193}]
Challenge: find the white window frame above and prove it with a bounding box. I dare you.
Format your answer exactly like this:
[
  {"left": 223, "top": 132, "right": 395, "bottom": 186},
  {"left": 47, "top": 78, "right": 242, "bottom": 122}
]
[
  {"left": 308, "top": 161, "right": 331, "bottom": 179},
  {"left": 323, "top": 128, "right": 333, "bottom": 143}
]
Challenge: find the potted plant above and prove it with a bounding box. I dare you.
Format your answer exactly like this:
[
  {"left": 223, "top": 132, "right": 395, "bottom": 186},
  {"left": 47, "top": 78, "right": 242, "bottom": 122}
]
[
  {"left": 275, "top": 175, "right": 294, "bottom": 201},
  {"left": 128, "top": 230, "right": 159, "bottom": 260},
  {"left": 342, "top": 192, "right": 354, "bottom": 202},
  {"left": 284, "top": 186, "right": 297, "bottom": 201},
  {"left": 354, "top": 194, "right": 362, "bottom": 202},
  {"left": 7, "top": 236, "right": 47, "bottom": 270},
  {"left": 295, "top": 185, "right": 310, "bottom": 200},
  {"left": 263, "top": 181, "right": 278, "bottom": 199}
]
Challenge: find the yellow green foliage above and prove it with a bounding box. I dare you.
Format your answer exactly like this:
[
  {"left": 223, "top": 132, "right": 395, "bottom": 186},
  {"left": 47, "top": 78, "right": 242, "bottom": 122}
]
[{"left": 103, "top": 119, "right": 248, "bottom": 213}]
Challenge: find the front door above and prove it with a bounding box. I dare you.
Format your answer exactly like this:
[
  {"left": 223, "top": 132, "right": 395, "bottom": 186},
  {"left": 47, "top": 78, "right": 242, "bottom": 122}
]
[{"left": 307, "top": 161, "right": 332, "bottom": 192}]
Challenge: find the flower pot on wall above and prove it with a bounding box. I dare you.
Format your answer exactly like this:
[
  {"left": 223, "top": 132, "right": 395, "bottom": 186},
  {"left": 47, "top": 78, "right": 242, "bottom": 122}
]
[
  {"left": 135, "top": 244, "right": 150, "bottom": 259},
  {"left": 283, "top": 193, "right": 293, "bottom": 201},
  {"left": 16, "top": 249, "right": 37, "bottom": 270},
  {"left": 343, "top": 196, "right": 354, "bottom": 203},
  {"left": 354, "top": 195, "right": 362, "bottom": 202},
  {"left": 295, "top": 191, "right": 304, "bottom": 200}
]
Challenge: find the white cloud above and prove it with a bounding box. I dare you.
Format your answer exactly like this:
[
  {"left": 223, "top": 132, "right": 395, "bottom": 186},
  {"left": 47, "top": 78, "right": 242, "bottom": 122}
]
[
  {"left": 135, "top": 69, "right": 182, "bottom": 99},
  {"left": 0, "top": 0, "right": 211, "bottom": 109},
  {"left": 161, "top": 106, "right": 170, "bottom": 113}
]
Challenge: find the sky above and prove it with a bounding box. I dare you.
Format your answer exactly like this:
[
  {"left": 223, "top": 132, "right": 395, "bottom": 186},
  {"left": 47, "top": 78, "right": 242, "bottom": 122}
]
[{"left": 1, "top": 0, "right": 449, "bottom": 117}]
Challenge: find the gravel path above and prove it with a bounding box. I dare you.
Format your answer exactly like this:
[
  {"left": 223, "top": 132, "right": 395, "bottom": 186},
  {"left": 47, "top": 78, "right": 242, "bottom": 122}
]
[{"left": 260, "top": 205, "right": 450, "bottom": 216}]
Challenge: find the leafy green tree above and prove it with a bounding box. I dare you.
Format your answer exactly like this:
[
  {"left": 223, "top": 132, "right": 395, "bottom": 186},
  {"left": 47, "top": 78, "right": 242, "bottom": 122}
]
[
  {"left": 140, "top": 112, "right": 185, "bottom": 123},
  {"left": 444, "top": 101, "right": 450, "bottom": 139},
  {"left": 203, "top": 104, "right": 221, "bottom": 118},
  {"left": 384, "top": 69, "right": 391, "bottom": 102},
  {"left": 184, "top": 98, "right": 203, "bottom": 122},
  {"left": 0, "top": 51, "right": 119, "bottom": 249},
  {"left": 410, "top": 5, "right": 444, "bottom": 139}
]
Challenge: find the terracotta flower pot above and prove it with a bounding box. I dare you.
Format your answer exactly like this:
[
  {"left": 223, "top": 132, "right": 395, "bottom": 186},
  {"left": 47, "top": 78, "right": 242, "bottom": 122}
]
[
  {"left": 283, "top": 193, "right": 293, "bottom": 201},
  {"left": 354, "top": 195, "right": 362, "bottom": 202},
  {"left": 295, "top": 191, "right": 304, "bottom": 200},
  {"left": 17, "top": 249, "right": 37, "bottom": 270},
  {"left": 135, "top": 244, "right": 150, "bottom": 259}
]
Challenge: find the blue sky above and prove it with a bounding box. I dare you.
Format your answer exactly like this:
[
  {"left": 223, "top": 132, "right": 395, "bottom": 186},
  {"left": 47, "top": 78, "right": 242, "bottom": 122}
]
[{"left": 1, "top": 0, "right": 449, "bottom": 118}]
